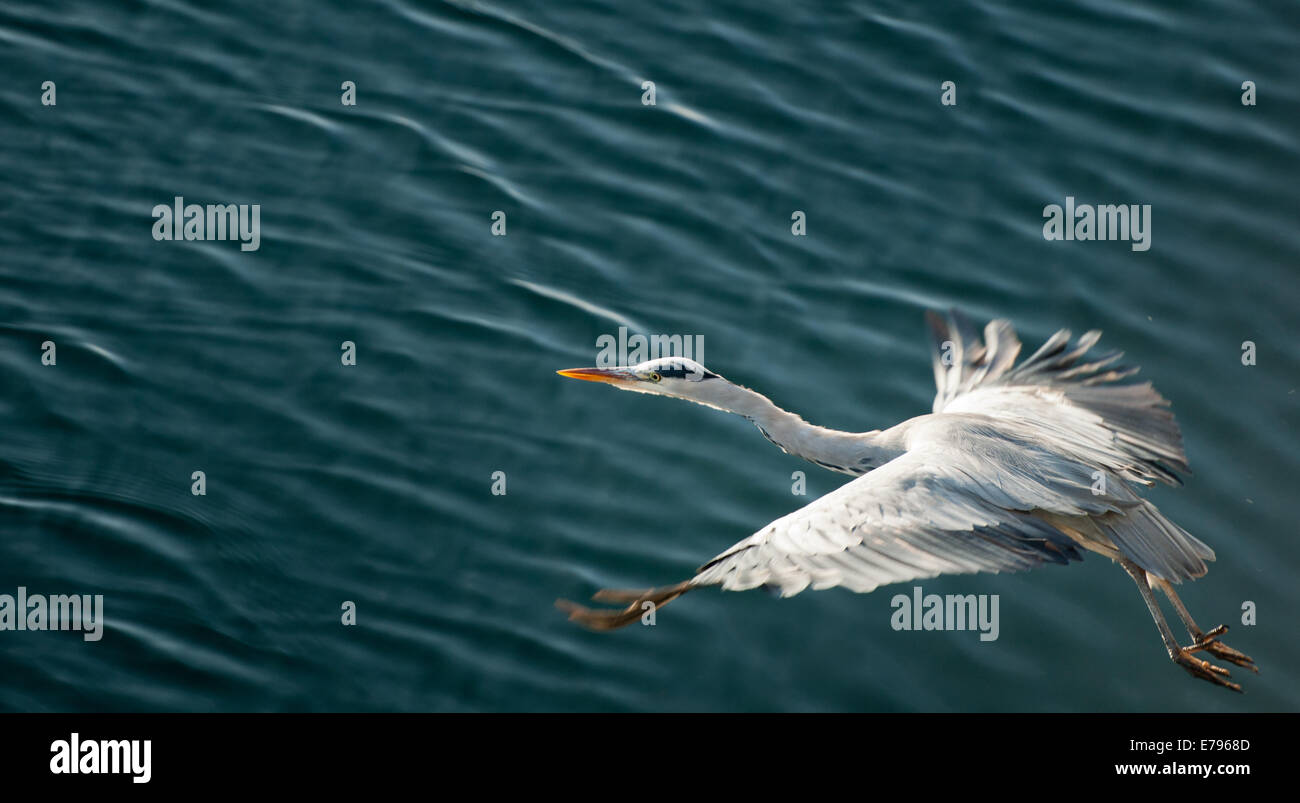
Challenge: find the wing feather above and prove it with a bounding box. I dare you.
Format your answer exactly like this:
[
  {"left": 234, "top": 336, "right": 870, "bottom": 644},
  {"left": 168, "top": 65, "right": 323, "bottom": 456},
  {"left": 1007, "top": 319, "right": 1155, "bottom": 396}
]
[
  {"left": 690, "top": 441, "right": 1100, "bottom": 597},
  {"left": 927, "top": 309, "right": 1189, "bottom": 486}
]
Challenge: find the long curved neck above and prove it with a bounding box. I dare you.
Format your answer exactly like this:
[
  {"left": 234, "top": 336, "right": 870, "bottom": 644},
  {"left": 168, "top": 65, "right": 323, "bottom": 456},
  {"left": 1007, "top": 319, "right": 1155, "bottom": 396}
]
[{"left": 711, "top": 383, "right": 904, "bottom": 475}]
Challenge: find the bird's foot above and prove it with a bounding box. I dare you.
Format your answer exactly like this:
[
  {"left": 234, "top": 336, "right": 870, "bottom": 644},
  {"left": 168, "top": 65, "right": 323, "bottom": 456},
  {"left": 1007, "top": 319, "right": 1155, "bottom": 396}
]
[
  {"left": 1172, "top": 646, "right": 1242, "bottom": 692},
  {"left": 556, "top": 581, "right": 694, "bottom": 631},
  {"left": 1184, "top": 625, "right": 1258, "bottom": 673}
]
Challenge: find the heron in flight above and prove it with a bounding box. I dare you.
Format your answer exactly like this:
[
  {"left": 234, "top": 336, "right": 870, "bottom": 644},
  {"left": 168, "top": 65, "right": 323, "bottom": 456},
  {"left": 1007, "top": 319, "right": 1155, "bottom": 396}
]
[{"left": 556, "top": 310, "right": 1258, "bottom": 691}]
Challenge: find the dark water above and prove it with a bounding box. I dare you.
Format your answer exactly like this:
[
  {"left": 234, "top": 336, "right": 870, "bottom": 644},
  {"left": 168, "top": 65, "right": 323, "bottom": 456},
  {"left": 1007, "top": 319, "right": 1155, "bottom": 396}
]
[{"left": 2, "top": 0, "right": 1297, "bottom": 711}]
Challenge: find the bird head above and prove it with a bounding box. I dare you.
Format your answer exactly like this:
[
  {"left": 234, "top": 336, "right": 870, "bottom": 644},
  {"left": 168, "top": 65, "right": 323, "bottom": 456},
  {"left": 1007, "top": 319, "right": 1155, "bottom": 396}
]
[{"left": 557, "top": 357, "right": 732, "bottom": 408}]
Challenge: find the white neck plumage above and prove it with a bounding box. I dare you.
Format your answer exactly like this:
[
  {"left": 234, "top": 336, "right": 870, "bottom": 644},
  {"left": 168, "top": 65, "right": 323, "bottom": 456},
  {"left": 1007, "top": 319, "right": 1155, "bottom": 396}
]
[{"left": 686, "top": 380, "right": 904, "bottom": 475}]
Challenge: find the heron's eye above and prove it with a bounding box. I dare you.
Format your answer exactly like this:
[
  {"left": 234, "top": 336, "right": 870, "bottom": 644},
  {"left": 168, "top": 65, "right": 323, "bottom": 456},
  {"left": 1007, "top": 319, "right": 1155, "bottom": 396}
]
[{"left": 648, "top": 372, "right": 662, "bottom": 383}]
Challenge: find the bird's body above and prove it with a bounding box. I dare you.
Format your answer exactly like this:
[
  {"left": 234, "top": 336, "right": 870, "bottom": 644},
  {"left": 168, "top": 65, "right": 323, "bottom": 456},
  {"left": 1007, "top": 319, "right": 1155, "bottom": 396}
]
[{"left": 556, "top": 310, "right": 1257, "bottom": 691}]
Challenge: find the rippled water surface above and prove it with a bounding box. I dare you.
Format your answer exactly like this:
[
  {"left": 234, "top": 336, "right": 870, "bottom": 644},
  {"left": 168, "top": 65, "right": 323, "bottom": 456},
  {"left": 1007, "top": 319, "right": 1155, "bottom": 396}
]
[{"left": 1, "top": 0, "right": 1297, "bottom": 711}]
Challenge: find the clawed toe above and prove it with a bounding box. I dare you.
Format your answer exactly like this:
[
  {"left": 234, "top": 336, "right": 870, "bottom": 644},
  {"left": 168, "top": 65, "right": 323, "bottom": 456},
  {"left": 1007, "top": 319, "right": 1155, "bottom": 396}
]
[
  {"left": 1204, "top": 641, "right": 1258, "bottom": 672},
  {"left": 1184, "top": 625, "right": 1259, "bottom": 673},
  {"left": 555, "top": 598, "right": 643, "bottom": 630},
  {"left": 1173, "top": 649, "right": 1242, "bottom": 692},
  {"left": 1199, "top": 624, "right": 1229, "bottom": 641}
]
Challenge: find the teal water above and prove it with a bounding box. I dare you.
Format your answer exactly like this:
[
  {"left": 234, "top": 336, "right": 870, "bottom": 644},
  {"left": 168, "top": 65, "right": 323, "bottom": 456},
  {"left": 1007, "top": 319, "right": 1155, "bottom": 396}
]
[{"left": 1, "top": 0, "right": 1297, "bottom": 711}]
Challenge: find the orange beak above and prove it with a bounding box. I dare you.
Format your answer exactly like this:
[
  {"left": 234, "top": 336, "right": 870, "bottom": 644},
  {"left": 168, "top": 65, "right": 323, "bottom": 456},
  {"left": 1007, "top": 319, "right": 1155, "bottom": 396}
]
[{"left": 556, "top": 367, "right": 637, "bottom": 385}]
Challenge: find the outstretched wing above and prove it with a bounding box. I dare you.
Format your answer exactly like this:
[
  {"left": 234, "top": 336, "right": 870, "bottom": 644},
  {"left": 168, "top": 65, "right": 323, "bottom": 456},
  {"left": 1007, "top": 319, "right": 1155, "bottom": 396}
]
[
  {"left": 695, "top": 435, "right": 1078, "bottom": 596},
  {"left": 925, "top": 309, "right": 1189, "bottom": 486},
  {"left": 690, "top": 422, "right": 1214, "bottom": 596}
]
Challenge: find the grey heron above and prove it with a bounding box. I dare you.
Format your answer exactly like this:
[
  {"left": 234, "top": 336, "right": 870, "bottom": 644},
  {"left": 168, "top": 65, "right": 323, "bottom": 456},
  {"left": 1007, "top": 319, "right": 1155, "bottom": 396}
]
[{"left": 555, "top": 310, "right": 1257, "bottom": 691}]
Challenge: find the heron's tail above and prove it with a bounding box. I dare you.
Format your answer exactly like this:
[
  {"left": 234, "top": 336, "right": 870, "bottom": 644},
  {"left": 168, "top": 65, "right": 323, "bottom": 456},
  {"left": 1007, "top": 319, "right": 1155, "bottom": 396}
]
[
  {"left": 1096, "top": 500, "right": 1216, "bottom": 584},
  {"left": 556, "top": 581, "right": 694, "bottom": 630}
]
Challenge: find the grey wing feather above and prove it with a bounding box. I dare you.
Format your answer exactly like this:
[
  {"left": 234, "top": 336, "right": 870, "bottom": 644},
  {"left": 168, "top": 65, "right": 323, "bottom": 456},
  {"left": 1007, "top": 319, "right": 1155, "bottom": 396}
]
[
  {"left": 690, "top": 443, "right": 1104, "bottom": 597},
  {"left": 926, "top": 308, "right": 1189, "bottom": 486}
]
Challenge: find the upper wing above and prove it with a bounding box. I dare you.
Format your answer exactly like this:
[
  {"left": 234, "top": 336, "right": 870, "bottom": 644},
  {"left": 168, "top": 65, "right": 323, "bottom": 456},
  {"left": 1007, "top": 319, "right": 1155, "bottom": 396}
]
[
  {"left": 692, "top": 437, "right": 1110, "bottom": 597},
  {"left": 925, "top": 309, "right": 1189, "bottom": 486}
]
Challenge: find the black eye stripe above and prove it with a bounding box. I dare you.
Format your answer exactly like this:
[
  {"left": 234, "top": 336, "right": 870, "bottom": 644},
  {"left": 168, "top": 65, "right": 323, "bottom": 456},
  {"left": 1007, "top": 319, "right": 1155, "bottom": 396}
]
[{"left": 654, "top": 367, "right": 718, "bottom": 379}]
